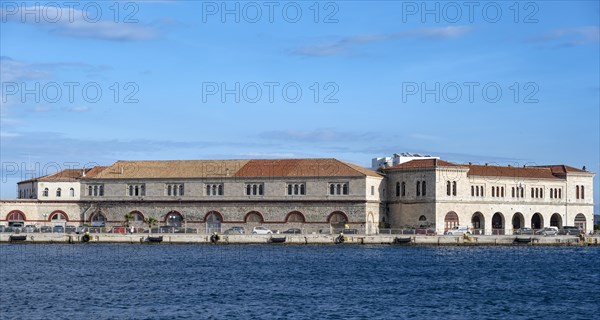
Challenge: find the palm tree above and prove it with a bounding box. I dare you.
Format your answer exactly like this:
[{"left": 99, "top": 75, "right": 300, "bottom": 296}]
[
  {"left": 144, "top": 217, "right": 157, "bottom": 233},
  {"left": 124, "top": 213, "right": 133, "bottom": 227}
]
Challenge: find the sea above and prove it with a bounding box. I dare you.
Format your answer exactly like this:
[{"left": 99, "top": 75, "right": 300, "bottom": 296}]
[{"left": 1, "top": 244, "right": 599, "bottom": 319}]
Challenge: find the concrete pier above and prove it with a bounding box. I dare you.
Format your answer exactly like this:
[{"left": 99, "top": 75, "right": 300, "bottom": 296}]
[{"left": 1, "top": 233, "right": 598, "bottom": 246}]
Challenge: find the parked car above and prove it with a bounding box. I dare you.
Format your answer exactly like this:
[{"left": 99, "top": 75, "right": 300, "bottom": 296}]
[
  {"left": 515, "top": 227, "right": 533, "bottom": 235},
  {"left": 415, "top": 228, "right": 436, "bottom": 235},
  {"left": 252, "top": 226, "right": 273, "bottom": 235},
  {"left": 65, "top": 225, "right": 77, "bottom": 233},
  {"left": 342, "top": 228, "right": 358, "bottom": 234},
  {"left": 559, "top": 226, "right": 583, "bottom": 236},
  {"left": 282, "top": 228, "right": 302, "bottom": 234},
  {"left": 40, "top": 226, "right": 52, "bottom": 233},
  {"left": 536, "top": 227, "right": 558, "bottom": 236},
  {"left": 111, "top": 226, "right": 127, "bottom": 234},
  {"left": 23, "top": 225, "right": 38, "bottom": 233},
  {"left": 52, "top": 225, "right": 65, "bottom": 233},
  {"left": 444, "top": 226, "right": 470, "bottom": 235},
  {"left": 224, "top": 226, "right": 245, "bottom": 234}
]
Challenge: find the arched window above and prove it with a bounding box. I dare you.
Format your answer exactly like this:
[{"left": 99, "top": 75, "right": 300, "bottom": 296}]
[
  {"left": 286, "top": 211, "right": 306, "bottom": 223},
  {"left": 258, "top": 184, "right": 264, "bottom": 195},
  {"left": 168, "top": 185, "right": 172, "bottom": 196},
  {"left": 217, "top": 185, "right": 222, "bottom": 195},
  {"left": 558, "top": 189, "right": 562, "bottom": 198},
  {"left": 492, "top": 187, "right": 495, "bottom": 197},
  {"left": 43, "top": 188, "right": 49, "bottom": 197},
  {"left": 520, "top": 187, "right": 524, "bottom": 198},
  {"left": 7, "top": 211, "right": 26, "bottom": 221},
  {"left": 336, "top": 184, "right": 341, "bottom": 195},
  {"left": 130, "top": 211, "right": 144, "bottom": 222},
  {"left": 401, "top": 182, "right": 406, "bottom": 196},
  {"left": 581, "top": 186, "right": 585, "bottom": 199},
  {"left": 446, "top": 181, "right": 451, "bottom": 196},
  {"left": 165, "top": 211, "right": 183, "bottom": 227},
  {"left": 51, "top": 212, "right": 67, "bottom": 221},
  {"left": 69, "top": 188, "right": 75, "bottom": 197},
  {"left": 576, "top": 185, "right": 579, "bottom": 199},
  {"left": 419, "top": 215, "right": 427, "bottom": 221},
  {"left": 90, "top": 212, "right": 106, "bottom": 227},
  {"left": 205, "top": 211, "right": 222, "bottom": 233},
  {"left": 452, "top": 181, "right": 457, "bottom": 196},
  {"left": 300, "top": 184, "right": 305, "bottom": 195},
  {"left": 416, "top": 181, "right": 421, "bottom": 196},
  {"left": 472, "top": 186, "right": 476, "bottom": 197},
  {"left": 88, "top": 186, "right": 93, "bottom": 196},
  {"left": 288, "top": 184, "right": 293, "bottom": 195},
  {"left": 330, "top": 184, "right": 335, "bottom": 195},
  {"left": 501, "top": 187, "right": 504, "bottom": 197},
  {"left": 328, "top": 211, "right": 348, "bottom": 229},
  {"left": 56, "top": 188, "right": 61, "bottom": 197},
  {"left": 245, "top": 211, "right": 264, "bottom": 223},
  {"left": 342, "top": 183, "right": 348, "bottom": 195},
  {"left": 444, "top": 212, "right": 459, "bottom": 231},
  {"left": 422, "top": 181, "right": 426, "bottom": 196}
]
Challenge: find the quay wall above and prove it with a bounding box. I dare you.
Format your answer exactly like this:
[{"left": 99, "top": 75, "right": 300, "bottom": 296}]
[{"left": 1, "top": 234, "right": 599, "bottom": 246}]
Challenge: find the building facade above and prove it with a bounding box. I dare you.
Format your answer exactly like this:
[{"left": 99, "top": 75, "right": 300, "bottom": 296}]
[
  {"left": 0, "top": 157, "right": 595, "bottom": 234},
  {"left": 384, "top": 159, "right": 595, "bottom": 234}
]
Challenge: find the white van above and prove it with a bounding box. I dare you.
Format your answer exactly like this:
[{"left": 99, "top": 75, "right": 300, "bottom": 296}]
[{"left": 444, "top": 225, "right": 470, "bottom": 235}]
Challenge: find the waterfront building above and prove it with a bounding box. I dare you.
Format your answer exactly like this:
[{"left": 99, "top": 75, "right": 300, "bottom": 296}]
[{"left": 0, "top": 156, "right": 595, "bottom": 234}]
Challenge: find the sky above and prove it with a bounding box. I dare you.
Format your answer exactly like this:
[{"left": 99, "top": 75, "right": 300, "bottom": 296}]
[{"left": 0, "top": 0, "right": 599, "bottom": 210}]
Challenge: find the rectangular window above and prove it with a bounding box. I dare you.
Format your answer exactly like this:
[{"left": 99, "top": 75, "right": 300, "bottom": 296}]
[
  {"left": 166, "top": 184, "right": 185, "bottom": 196},
  {"left": 205, "top": 184, "right": 223, "bottom": 196},
  {"left": 127, "top": 184, "right": 146, "bottom": 197},
  {"left": 371, "top": 186, "right": 375, "bottom": 196},
  {"left": 245, "top": 183, "right": 264, "bottom": 196},
  {"left": 328, "top": 183, "right": 349, "bottom": 195},
  {"left": 287, "top": 183, "right": 306, "bottom": 195},
  {"left": 87, "top": 185, "right": 104, "bottom": 197}
]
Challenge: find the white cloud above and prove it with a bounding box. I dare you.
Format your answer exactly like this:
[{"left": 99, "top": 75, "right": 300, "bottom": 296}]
[
  {"left": 527, "top": 26, "right": 600, "bottom": 47},
  {"left": 1, "top": 5, "right": 158, "bottom": 41},
  {"left": 292, "top": 26, "right": 472, "bottom": 57}
]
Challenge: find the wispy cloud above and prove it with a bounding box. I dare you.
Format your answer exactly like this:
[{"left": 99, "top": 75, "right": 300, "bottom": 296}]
[
  {"left": 1, "top": 6, "right": 159, "bottom": 41},
  {"left": 292, "top": 26, "right": 472, "bottom": 57},
  {"left": 527, "top": 26, "right": 600, "bottom": 47}
]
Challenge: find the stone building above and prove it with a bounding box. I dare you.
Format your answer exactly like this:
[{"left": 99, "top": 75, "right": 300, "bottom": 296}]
[
  {"left": 383, "top": 159, "right": 595, "bottom": 234},
  {"left": 2, "top": 159, "right": 385, "bottom": 234},
  {"left": 0, "top": 156, "right": 595, "bottom": 234}
]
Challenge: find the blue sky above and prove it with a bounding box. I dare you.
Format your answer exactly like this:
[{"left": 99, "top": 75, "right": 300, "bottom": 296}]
[{"left": 1, "top": 0, "right": 599, "bottom": 209}]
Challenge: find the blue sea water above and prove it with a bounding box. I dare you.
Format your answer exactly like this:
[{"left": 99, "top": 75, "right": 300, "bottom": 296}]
[{"left": 0, "top": 244, "right": 599, "bottom": 320}]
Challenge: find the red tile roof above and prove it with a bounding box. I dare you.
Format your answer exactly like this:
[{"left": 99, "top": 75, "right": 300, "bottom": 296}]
[
  {"left": 234, "top": 159, "right": 381, "bottom": 178},
  {"left": 90, "top": 159, "right": 381, "bottom": 179},
  {"left": 384, "top": 159, "right": 588, "bottom": 180},
  {"left": 466, "top": 164, "right": 558, "bottom": 180}
]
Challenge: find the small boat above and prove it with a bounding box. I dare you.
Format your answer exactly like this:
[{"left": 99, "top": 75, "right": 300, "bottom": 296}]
[
  {"left": 393, "top": 237, "right": 412, "bottom": 244},
  {"left": 514, "top": 237, "right": 532, "bottom": 243},
  {"left": 147, "top": 236, "right": 163, "bottom": 243},
  {"left": 269, "top": 236, "right": 286, "bottom": 243},
  {"left": 9, "top": 235, "right": 27, "bottom": 242}
]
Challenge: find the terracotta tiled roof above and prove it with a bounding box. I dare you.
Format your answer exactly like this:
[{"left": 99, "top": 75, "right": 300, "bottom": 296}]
[
  {"left": 92, "top": 160, "right": 250, "bottom": 179},
  {"left": 384, "top": 159, "right": 573, "bottom": 180},
  {"left": 384, "top": 159, "right": 462, "bottom": 170},
  {"left": 84, "top": 166, "right": 108, "bottom": 178},
  {"left": 466, "top": 165, "right": 559, "bottom": 180},
  {"left": 88, "top": 158, "right": 380, "bottom": 179},
  {"left": 234, "top": 159, "right": 381, "bottom": 178},
  {"left": 18, "top": 168, "right": 87, "bottom": 183},
  {"left": 533, "top": 165, "right": 589, "bottom": 175}
]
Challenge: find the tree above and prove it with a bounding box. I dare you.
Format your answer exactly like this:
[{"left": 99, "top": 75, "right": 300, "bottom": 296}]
[
  {"left": 124, "top": 213, "right": 133, "bottom": 227},
  {"left": 144, "top": 217, "right": 157, "bottom": 233}
]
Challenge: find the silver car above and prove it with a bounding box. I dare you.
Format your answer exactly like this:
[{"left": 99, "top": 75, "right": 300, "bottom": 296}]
[
  {"left": 252, "top": 226, "right": 273, "bottom": 235},
  {"left": 536, "top": 227, "right": 558, "bottom": 236}
]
